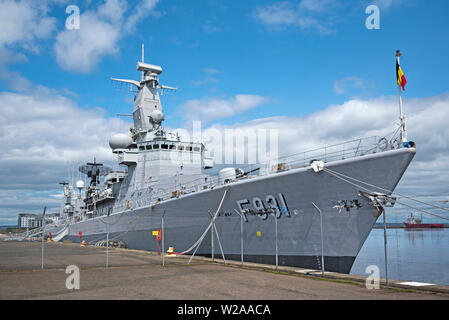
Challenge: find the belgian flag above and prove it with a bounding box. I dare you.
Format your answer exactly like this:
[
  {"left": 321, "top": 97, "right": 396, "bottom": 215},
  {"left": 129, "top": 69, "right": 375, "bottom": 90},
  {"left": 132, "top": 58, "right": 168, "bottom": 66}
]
[{"left": 396, "top": 53, "right": 407, "bottom": 91}]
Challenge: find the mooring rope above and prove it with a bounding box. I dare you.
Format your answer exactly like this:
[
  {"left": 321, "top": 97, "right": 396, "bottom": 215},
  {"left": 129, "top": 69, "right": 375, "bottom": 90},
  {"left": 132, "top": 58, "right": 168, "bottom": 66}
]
[
  {"left": 395, "top": 199, "right": 449, "bottom": 222},
  {"left": 179, "top": 187, "right": 230, "bottom": 255},
  {"left": 321, "top": 167, "right": 449, "bottom": 221},
  {"left": 323, "top": 167, "right": 449, "bottom": 214}
]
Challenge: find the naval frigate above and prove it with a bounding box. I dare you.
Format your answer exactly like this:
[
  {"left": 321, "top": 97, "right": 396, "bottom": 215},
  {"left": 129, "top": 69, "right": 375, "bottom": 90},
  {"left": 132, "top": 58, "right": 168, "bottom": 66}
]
[{"left": 48, "top": 48, "right": 416, "bottom": 273}]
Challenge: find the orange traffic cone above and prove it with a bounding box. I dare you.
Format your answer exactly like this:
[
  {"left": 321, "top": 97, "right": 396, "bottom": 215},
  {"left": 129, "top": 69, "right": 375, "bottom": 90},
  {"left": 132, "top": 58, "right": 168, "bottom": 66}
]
[{"left": 166, "top": 246, "right": 176, "bottom": 257}]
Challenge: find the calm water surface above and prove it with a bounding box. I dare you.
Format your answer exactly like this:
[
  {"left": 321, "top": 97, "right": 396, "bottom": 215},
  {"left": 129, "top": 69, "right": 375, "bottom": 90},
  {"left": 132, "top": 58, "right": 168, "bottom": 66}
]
[{"left": 350, "top": 228, "right": 449, "bottom": 285}]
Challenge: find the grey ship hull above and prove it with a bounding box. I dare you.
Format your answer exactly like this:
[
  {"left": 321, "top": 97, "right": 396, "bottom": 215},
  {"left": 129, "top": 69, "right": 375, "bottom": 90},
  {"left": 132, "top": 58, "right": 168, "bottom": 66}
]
[{"left": 57, "top": 147, "right": 415, "bottom": 273}]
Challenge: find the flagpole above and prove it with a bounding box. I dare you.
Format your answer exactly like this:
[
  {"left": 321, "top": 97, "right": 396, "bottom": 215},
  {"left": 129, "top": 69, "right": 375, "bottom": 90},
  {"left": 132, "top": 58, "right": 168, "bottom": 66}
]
[
  {"left": 398, "top": 85, "right": 407, "bottom": 143},
  {"left": 395, "top": 50, "right": 407, "bottom": 144}
]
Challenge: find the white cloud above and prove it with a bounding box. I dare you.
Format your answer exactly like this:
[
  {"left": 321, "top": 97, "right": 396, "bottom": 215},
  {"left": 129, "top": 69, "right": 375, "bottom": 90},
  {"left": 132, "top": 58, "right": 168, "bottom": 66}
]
[
  {"left": 124, "top": 0, "right": 160, "bottom": 32},
  {"left": 333, "top": 76, "right": 376, "bottom": 98},
  {"left": 54, "top": 0, "right": 160, "bottom": 73},
  {"left": 0, "top": 0, "right": 56, "bottom": 52},
  {"left": 253, "top": 0, "right": 338, "bottom": 34},
  {"left": 54, "top": 10, "right": 122, "bottom": 72},
  {"left": 190, "top": 68, "right": 221, "bottom": 86},
  {"left": 202, "top": 20, "right": 221, "bottom": 34},
  {"left": 200, "top": 94, "right": 449, "bottom": 206},
  {"left": 204, "top": 68, "right": 220, "bottom": 75},
  {"left": 334, "top": 76, "right": 364, "bottom": 95},
  {"left": 0, "top": 87, "right": 131, "bottom": 222},
  {"left": 0, "top": 69, "right": 33, "bottom": 92},
  {"left": 97, "top": 0, "right": 128, "bottom": 23},
  {"left": 373, "top": 0, "right": 404, "bottom": 10},
  {"left": 0, "top": 0, "right": 161, "bottom": 75},
  {"left": 178, "top": 94, "right": 269, "bottom": 122},
  {"left": 0, "top": 89, "right": 130, "bottom": 165},
  {"left": 0, "top": 0, "right": 58, "bottom": 89}
]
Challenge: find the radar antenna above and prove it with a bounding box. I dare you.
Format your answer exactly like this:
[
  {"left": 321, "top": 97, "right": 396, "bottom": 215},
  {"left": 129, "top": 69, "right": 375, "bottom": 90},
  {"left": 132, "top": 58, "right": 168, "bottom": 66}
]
[
  {"left": 78, "top": 158, "right": 111, "bottom": 187},
  {"left": 110, "top": 43, "right": 177, "bottom": 95},
  {"left": 111, "top": 44, "right": 178, "bottom": 137}
]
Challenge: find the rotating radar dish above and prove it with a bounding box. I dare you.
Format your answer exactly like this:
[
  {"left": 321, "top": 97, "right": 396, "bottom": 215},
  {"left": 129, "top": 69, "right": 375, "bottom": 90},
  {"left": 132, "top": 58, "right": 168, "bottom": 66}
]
[
  {"left": 79, "top": 164, "right": 112, "bottom": 177},
  {"left": 78, "top": 158, "right": 112, "bottom": 182}
]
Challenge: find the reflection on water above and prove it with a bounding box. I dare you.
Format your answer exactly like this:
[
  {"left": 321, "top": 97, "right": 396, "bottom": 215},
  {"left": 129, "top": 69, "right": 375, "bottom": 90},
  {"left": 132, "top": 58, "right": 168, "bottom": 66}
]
[{"left": 350, "top": 228, "right": 449, "bottom": 285}]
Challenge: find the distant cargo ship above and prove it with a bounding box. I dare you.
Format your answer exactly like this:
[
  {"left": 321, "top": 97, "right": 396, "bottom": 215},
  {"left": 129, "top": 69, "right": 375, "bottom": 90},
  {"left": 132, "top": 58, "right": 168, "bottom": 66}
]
[{"left": 404, "top": 213, "right": 444, "bottom": 228}]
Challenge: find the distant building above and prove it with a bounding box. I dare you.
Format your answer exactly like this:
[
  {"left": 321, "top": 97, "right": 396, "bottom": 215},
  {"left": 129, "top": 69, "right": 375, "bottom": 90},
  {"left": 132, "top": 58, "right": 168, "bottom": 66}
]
[
  {"left": 18, "top": 214, "right": 38, "bottom": 228},
  {"left": 46, "top": 213, "right": 60, "bottom": 226},
  {"left": 17, "top": 213, "right": 60, "bottom": 228}
]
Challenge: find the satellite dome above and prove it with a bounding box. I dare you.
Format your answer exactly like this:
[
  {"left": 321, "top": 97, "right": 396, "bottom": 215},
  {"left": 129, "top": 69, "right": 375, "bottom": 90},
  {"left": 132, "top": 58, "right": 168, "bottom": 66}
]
[
  {"left": 109, "top": 133, "right": 133, "bottom": 150},
  {"left": 150, "top": 109, "right": 164, "bottom": 123},
  {"left": 76, "top": 180, "right": 85, "bottom": 189}
]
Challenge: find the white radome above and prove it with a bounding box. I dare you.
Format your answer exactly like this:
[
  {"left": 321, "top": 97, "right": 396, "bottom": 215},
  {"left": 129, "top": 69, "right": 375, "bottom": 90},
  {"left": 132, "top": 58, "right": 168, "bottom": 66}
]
[
  {"left": 109, "top": 133, "right": 133, "bottom": 150},
  {"left": 76, "top": 180, "right": 85, "bottom": 189},
  {"left": 150, "top": 109, "right": 164, "bottom": 123}
]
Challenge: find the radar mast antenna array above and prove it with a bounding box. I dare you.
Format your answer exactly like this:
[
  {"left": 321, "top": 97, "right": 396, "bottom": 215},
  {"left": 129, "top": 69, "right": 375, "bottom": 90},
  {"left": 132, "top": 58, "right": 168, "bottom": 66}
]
[
  {"left": 141, "top": 43, "right": 144, "bottom": 81},
  {"left": 110, "top": 44, "right": 178, "bottom": 94},
  {"left": 79, "top": 158, "right": 111, "bottom": 187}
]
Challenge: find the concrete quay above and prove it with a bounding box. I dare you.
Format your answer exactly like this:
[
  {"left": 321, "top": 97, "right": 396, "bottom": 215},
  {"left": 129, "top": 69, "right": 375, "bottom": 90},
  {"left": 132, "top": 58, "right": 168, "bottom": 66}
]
[{"left": 1, "top": 241, "right": 448, "bottom": 300}]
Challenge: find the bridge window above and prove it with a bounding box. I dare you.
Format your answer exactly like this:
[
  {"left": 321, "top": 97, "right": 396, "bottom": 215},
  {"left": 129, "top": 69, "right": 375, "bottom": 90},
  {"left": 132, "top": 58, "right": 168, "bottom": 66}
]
[
  {"left": 186, "top": 146, "right": 193, "bottom": 151},
  {"left": 139, "top": 146, "right": 145, "bottom": 150},
  {"left": 178, "top": 146, "right": 184, "bottom": 150},
  {"left": 153, "top": 144, "right": 159, "bottom": 149},
  {"left": 169, "top": 145, "right": 176, "bottom": 150},
  {"left": 146, "top": 145, "right": 152, "bottom": 150},
  {"left": 193, "top": 147, "right": 200, "bottom": 152},
  {"left": 161, "top": 144, "right": 169, "bottom": 149}
]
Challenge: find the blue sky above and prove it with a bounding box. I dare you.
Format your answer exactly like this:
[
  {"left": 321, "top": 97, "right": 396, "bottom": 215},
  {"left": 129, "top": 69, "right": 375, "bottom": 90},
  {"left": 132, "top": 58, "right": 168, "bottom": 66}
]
[
  {"left": 3, "top": 0, "right": 448, "bottom": 127},
  {"left": 0, "top": 0, "right": 449, "bottom": 224}
]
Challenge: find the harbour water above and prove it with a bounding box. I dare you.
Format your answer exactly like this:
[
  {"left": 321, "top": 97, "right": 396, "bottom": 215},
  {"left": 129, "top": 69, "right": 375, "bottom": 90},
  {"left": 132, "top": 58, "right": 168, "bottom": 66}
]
[{"left": 351, "top": 227, "right": 449, "bottom": 285}]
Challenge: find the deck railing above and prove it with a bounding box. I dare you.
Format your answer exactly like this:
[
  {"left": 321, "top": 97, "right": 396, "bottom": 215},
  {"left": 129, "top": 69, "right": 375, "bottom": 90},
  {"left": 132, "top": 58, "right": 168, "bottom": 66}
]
[
  {"left": 26, "top": 135, "right": 400, "bottom": 224},
  {"left": 110, "top": 135, "right": 400, "bottom": 212}
]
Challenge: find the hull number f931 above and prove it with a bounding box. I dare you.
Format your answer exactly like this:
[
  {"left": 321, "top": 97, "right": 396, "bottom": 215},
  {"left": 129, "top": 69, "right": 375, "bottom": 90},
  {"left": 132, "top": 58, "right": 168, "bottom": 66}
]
[{"left": 236, "top": 193, "right": 290, "bottom": 222}]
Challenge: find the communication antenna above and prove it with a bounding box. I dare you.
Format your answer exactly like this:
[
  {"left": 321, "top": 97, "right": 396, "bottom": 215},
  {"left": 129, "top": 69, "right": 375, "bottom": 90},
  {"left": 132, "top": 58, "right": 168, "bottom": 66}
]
[
  {"left": 79, "top": 158, "right": 111, "bottom": 187},
  {"left": 141, "top": 43, "right": 145, "bottom": 81},
  {"left": 59, "top": 182, "right": 69, "bottom": 195},
  {"left": 111, "top": 44, "right": 178, "bottom": 94}
]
